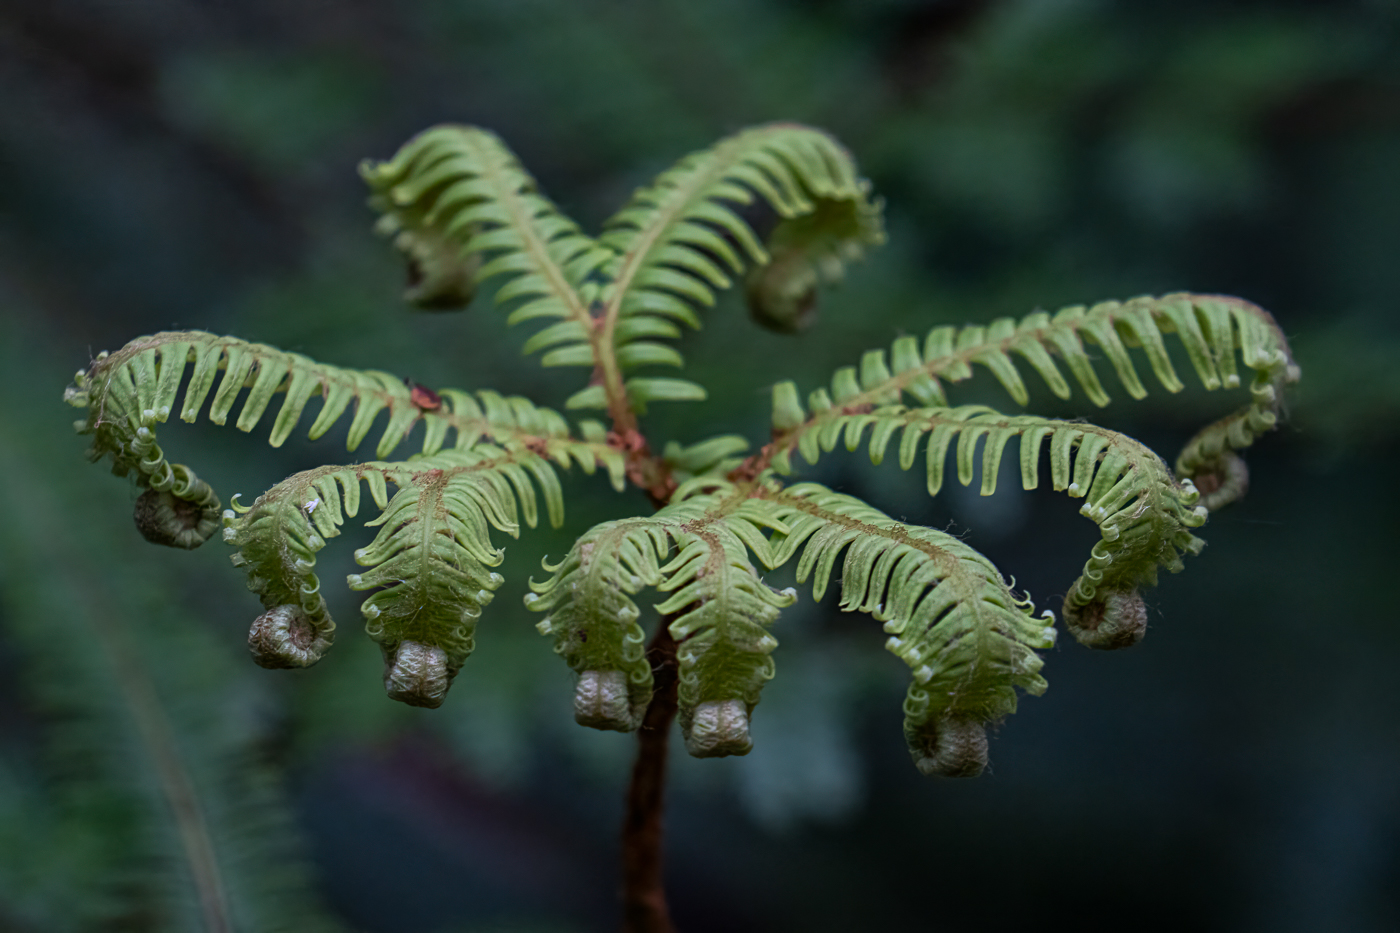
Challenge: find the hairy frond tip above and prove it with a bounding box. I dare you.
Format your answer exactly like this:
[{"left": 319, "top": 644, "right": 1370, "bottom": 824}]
[
  {"left": 527, "top": 496, "right": 791, "bottom": 746},
  {"left": 383, "top": 640, "right": 452, "bottom": 708},
  {"left": 248, "top": 604, "right": 330, "bottom": 669},
  {"left": 574, "top": 670, "right": 648, "bottom": 732},
  {"left": 398, "top": 224, "right": 482, "bottom": 310},
  {"left": 1184, "top": 450, "right": 1250, "bottom": 512},
  {"left": 133, "top": 487, "right": 220, "bottom": 549},
  {"left": 743, "top": 180, "right": 884, "bottom": 334},
  {"left": 682, "top": 699, "right": 754, "bottom": 758},
  {"left": 909, "top": 716, "right": 989, "bottom": 778},
  {"left": 1063, "top": 588, "right": 1148, "bottom": 650},
  {"left": 599, "top": 121, "right": 884, "bottom": 350}
]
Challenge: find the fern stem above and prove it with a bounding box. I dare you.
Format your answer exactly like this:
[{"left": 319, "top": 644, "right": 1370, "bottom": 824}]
[{"left": 621, "top": 618, "right": 680, "bottom": 933}]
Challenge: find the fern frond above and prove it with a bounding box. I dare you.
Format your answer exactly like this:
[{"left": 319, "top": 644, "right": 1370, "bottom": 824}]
[
  {"left": 770, "top": 399, "right": 1207, "bottom": 649},
  {"left": 757, "top": 483, "right": 1055, "bottom": 777},
  {"left": 362, "top": 124, "right": 611, "bottom": 326},
  {"left": 574, "top": 123, "right": 884, "bottom": 415},
  {"left": 525, "top": 492, "right": 795, "bottom": 755},
  {"left": 223, "top": 446, "right": 561, "bottom": 708},
  {"left": 771, "top": 293, "right": 1297, "bottom": 509},
  {"left": 64, "top": 331, "right": 623, "bottom": 548}
]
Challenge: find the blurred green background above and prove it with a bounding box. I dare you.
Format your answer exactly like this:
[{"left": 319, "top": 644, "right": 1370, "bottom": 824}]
[{"left": 2, "top": 0, "right": 1398, "bottom": 930}]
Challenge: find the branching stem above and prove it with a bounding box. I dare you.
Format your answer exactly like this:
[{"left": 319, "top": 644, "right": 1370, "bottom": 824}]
[{"left": 620, "top": 618, "right": 680, "bottom": 933}]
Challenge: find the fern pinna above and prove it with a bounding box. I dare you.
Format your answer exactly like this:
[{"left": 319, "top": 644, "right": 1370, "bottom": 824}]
[{"left": 65, "top": 124, "right": 1296, "bottom": 783}]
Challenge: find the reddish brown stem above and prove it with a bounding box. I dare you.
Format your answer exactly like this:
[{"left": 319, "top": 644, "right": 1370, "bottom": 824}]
[{"left": 621, "top": 620, "right": 680, "bottom": 933}]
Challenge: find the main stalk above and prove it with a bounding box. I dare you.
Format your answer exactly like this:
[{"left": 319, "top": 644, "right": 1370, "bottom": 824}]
[{"left": 620, "top": 621, "right": 680, "bottom": 933}]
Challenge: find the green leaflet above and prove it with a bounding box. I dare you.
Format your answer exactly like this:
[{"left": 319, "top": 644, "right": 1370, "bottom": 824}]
[
  {"left": 223, "top": 447, "right": 562, "bottom": 708},
  {"left": 362, "top": 124, "right": 609, "bottom": 325},
  {"left": 773, "top": 293, "right": 1298, "bottom": 496},
  {"left": 597, "top": 122, "right": 884, "bottom": 337},
  {"left": 525, "top": 517, "right": 665, "bottom": 734},
  {"left": 525, "top": 494, "right": 794, "bottom": 756},
  {"left": 595, "top": 124, "right": 883, "bottom": 370},
  {"left": 63, "top": 331, "right": 623, "bottom": 552},
  {"left": 770, "top": 400, "right": 1207, "bottom": 649},
  {"left": 760, "top": 483, "right": 1055, "bottom": 777}
]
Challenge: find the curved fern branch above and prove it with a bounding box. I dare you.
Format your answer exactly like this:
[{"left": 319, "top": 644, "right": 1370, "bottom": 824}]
[
  {"left": 574, "top": 123, "right": 884, "bottom": 427},
  {"left": 64, "top": 331, "right": 623, "bottom": 548},
  {"left": 769, "top": 292, "right": 1297, "bottom": 510},
  {"left": 225, "top": 445, "right": 561, "bottom": 708},
  {"left": 756, "top": 482, "right": 1056, "bottom": 777},
  {"left": 767, "top": 398, "right": 1207, "bottom": 649},
  {"left": 361, "top": 124, "right": 611, "bottom": 321},
  {"left": 525, "top": 492, "right": 794, "bottom": 756}
]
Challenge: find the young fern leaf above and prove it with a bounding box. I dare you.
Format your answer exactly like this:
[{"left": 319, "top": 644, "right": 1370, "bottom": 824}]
[
  {"left": 525, "top": 493, "right": 794, "bottom": 755},
  {"left": 224, "top": 447, "right": 561, "bottom": 708},
  {"left": 63, "top": 331, "right": 623, "bottom": 550},
  {"left": 771, "top": 398, "right": 1207, "bottom": 649},
  {"left": 362, "top": 124, "right": 610, "bottom": 323},
  {"left": 656, "top": 504, "right": 796, "bottom": 758},
  {"left": 582, "top": 123, "right": 885, "bottom": 415},
  {"left": 758, "top": 482, "right": 1056, "bottom": 778},
  {"left": 525, "top": 517, "right": 668, "bottom": 734},
  {"left": 661, "top": 433, "right": 751, "bottom": 485},
  {"left": 766, "top": 292, "right": 1295, "bottom": 651},
  {"left": 773, "top": 293, "right": 1297, "bottom": 511}
]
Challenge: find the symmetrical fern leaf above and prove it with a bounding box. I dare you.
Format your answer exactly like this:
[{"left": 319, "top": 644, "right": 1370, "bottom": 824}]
[
  {"left": 362, "top": 123, "right": 884, "bottom": 423},
  {"left": 758, "top": 482, "right": 1055, "bottom": 776},
  {"left": 579, "top": 123, "right": 885, "bottom": 411},
  {"left": 64, "top": 331, "right": 621, "bottom": 541},
  {"left": 526, "top": 492, "right": 795, "bottom": 756},
  {"left": 772, "top": 292, "right": 1297, "bottom": 504},
  {"left": 767, "top": 291, "right": 1297, "bottom": 649},
  {"left": 225, "top": 446, "right": 559, "bottom": 707}
]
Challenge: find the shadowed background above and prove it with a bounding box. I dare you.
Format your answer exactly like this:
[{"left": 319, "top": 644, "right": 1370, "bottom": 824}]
[{"left": 1, "top": 0, "right": 1398, "bottom": 930}]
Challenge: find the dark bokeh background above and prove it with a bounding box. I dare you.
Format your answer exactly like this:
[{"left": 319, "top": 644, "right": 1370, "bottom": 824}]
[{"left": 2, "top": 1, "right": 1399, "bottom": 930}]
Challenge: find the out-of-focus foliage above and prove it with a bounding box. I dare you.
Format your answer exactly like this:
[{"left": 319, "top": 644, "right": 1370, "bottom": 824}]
[{"left": 2, "top": 1, "right": 1398, "bottom": 930}]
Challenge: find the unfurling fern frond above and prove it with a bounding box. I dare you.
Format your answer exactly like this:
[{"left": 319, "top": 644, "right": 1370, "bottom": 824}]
[
  {"left": 63, "top": 331, "right": 623, "bottom": 549},
  {"left": 224, "top": 446, "right": 561, "bottom": 708},
  {"left": 526, "top": 493, "right": 794, "bottom": 756},
  {"left": 362, "top": 122, "right": 884, "bottom": 430},
  {"left": 772, "top": 292, "right": 1297, "bottom": 510},
  {"left": 361, "top": 125, "right": 611, "bottom": 319},
  {"left": 768, "top": 399, "right": 1206, "bottom": 649},
  {"left": 758, "top": 483, "right": 1055, "bottom": 777},
  {"left": 567, "top": 123, "right": 885, "bottom": 414}
]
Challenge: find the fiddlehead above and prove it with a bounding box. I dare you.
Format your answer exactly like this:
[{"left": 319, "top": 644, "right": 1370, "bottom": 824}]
[
  {"left": 224, "top": 446, "right": 561, "bottom": 707},
  {"left": 758, "top": 482, "right": 1055, "bottom": 777},
  {"left": 525, "top": 491, "right": 794, "bottom": 755}
]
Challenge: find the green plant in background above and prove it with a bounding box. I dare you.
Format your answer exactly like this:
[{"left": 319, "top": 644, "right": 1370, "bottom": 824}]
[{"left": 64, "top": 123, "right": 1297, "bottom": 932}]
